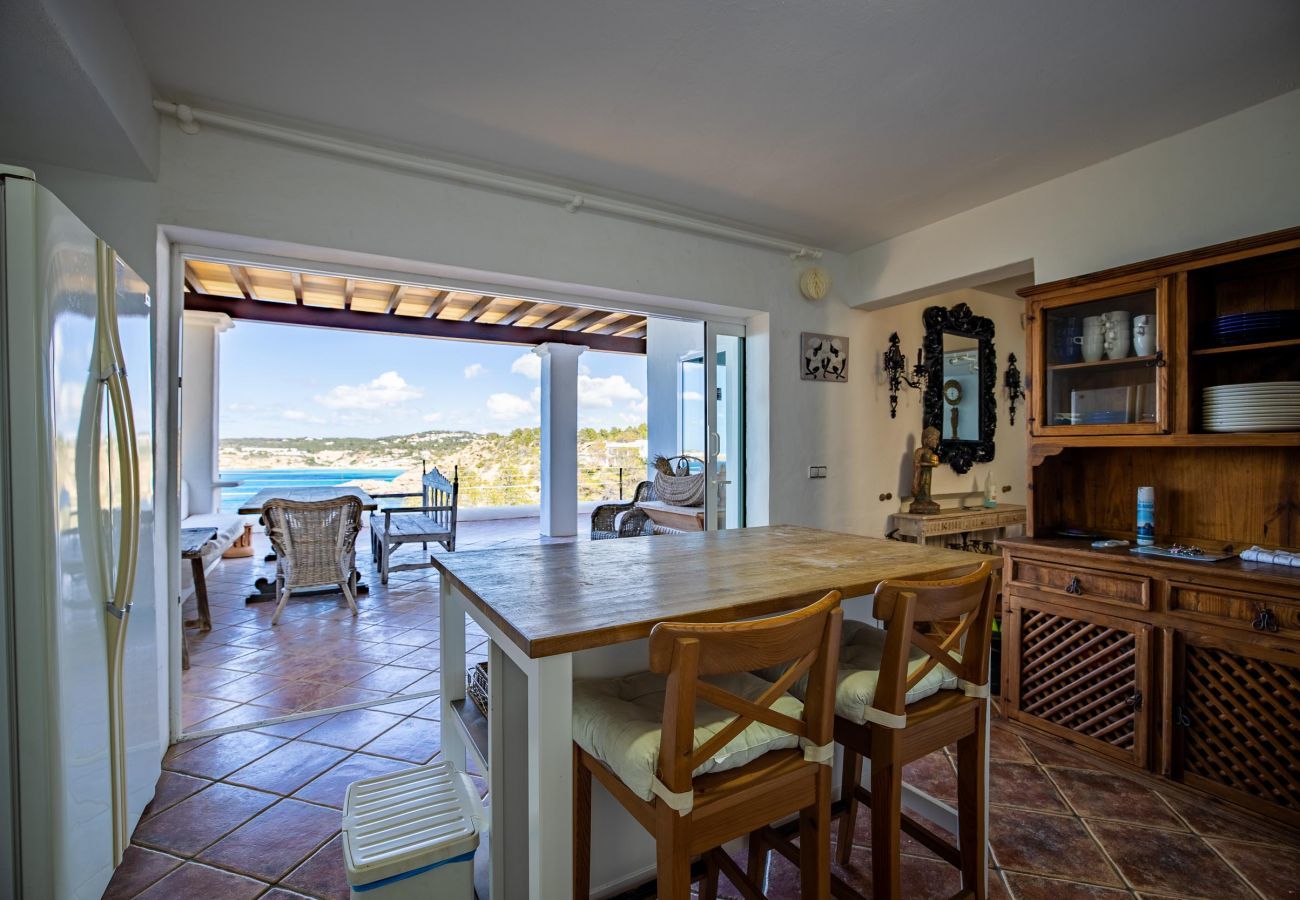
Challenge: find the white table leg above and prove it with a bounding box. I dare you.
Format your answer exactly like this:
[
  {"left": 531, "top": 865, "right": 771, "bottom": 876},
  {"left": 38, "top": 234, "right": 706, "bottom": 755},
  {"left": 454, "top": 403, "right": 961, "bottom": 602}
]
[
  {"left": 526, "top": 652, "right": 574, "bottom": 899},
  {"left": 439, "top": 573, "right": 467, "bottom": 770}
]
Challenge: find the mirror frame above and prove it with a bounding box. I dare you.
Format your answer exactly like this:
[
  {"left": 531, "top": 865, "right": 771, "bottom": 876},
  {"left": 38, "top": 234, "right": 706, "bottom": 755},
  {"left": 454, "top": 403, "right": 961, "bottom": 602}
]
[{"left": 923, "top": 302, "right": 996, "bottom": 473}]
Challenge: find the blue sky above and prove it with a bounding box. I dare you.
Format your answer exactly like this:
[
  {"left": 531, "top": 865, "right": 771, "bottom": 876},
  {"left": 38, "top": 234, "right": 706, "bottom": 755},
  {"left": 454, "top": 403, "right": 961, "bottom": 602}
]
[{"left": 219, "top": 322, "right": 647, "bottom": 438}]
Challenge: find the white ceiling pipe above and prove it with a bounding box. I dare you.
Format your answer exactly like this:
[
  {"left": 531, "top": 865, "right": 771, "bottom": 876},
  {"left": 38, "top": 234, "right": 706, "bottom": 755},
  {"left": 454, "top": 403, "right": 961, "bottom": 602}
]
[{"left": 153, "top": 100, "right": 822, "bottom": 260}]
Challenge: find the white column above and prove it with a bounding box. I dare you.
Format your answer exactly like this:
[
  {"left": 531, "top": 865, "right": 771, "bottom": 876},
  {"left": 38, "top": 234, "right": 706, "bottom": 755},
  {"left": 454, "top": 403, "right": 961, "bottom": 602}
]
[
  {"left": 534, "top": 343, "right": 586, "bottom": 537},
  {"left": 180, "top": 311, "right": 232, "bottom": 514}
]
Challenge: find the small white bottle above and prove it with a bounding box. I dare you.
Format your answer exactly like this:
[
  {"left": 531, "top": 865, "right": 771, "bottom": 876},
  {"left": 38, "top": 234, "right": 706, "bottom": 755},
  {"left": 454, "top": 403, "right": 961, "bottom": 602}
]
[{"left": 983, "top": 473, "right": 998, "bottom": 508}]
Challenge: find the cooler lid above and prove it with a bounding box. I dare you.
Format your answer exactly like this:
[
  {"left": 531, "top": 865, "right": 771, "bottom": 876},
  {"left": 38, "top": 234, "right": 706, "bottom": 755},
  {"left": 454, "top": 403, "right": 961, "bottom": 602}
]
[{"left": 342, "top": 760, "right": 483, "bottom": 888}]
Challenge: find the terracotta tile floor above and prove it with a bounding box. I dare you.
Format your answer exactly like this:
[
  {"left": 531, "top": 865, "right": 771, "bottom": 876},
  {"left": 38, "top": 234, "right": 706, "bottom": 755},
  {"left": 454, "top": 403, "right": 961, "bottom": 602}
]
[
  {"left": 108, "top": 519, "right": 1298, "bottom": 898},
  {"left": 181, "top": 515, "right": 586, "bottom": 733},
  {"left": 112, "top": 702, "right": 1300, "bottom": 899}
]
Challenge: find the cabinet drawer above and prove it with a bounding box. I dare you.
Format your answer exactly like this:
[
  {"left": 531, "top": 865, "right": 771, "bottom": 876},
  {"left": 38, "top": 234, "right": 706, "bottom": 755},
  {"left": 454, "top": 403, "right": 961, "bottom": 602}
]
[
  {"left": 1167, "top": 582, "right": 1300, "bottom": 639},
  {"left": 1009, "top": 558, "right": 1150, "bottom": 609}
]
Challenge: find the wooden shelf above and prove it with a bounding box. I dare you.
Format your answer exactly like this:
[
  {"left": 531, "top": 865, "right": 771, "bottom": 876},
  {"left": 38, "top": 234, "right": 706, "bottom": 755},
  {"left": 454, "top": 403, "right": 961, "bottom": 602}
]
[
  {"left": 450, "top": 698, "right": 489, "bottom": 776},
  {"left": 1031, "top": 431, "right": 1300, "bottom": 459},
  {"left": 1190, "top": 337, "right": 1300, "bottom": 357},
  {"left": 1047, "top": 354, "right": 1159, "bottom": 372}
]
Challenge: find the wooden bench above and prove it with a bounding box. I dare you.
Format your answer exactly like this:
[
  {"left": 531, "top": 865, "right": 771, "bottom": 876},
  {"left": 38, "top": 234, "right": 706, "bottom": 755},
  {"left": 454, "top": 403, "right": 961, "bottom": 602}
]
[{"left": 370, "top": 465, "right": 459, "bottom": 584}]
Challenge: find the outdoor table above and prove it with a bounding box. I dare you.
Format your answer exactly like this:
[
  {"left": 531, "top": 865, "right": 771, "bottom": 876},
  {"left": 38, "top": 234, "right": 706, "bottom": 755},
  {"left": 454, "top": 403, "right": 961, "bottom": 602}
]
[
  {"left": 433, "top": 524, "right": 994, "bottom": 898},
  {"left": 179, "top": 526, "right": 218, "bottom": 670},
  {"left": 237, "top": 486, "right": 377, "bottom": 603}
]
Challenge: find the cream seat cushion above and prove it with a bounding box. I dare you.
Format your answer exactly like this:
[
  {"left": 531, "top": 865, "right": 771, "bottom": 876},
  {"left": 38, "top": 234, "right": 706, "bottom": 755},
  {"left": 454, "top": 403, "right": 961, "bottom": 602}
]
[
  {"left": 759, "top": 620, "right": 959, "bottom": 726},
  {"left": 572, "top": 670, "right": 805, "bottom": 802}
]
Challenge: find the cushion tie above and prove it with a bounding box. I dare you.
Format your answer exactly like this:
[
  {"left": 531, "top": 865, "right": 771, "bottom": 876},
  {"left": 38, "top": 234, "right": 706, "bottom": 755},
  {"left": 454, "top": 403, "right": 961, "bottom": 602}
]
[
  {"left": 650, "top": 777, "right": 693, "bottom": 816},
  {"left": 861, "top": 706, "right": 908, "bottom": 729},
  {"left": 801, "top": 739, "right": 834, "bottom": 765},
  {"left": 959, "top": 679, "right": 990, "bottom": 699}
]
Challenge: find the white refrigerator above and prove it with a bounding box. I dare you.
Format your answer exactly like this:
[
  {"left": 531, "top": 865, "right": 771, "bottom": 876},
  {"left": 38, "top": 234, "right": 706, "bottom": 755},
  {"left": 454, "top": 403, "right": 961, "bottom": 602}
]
[{"left": 0, "top": 166, "right": 163, "bottom": 898}]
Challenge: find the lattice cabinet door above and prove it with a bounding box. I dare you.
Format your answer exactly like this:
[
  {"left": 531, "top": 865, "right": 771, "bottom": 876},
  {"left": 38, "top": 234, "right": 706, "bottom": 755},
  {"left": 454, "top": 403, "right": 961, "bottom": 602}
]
[
  {"left": 1004, "top": 591, "right": 1154, "bottom": 767},
  {"left": 1167, "top": 629, "right": 1300, "bottom": 828}
]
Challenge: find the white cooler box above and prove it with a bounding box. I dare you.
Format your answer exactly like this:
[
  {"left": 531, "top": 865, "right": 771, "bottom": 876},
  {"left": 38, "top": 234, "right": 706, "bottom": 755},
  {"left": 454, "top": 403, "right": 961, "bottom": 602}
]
[{"left": 342, "top": 760, "right": 484, "bottom": 898}]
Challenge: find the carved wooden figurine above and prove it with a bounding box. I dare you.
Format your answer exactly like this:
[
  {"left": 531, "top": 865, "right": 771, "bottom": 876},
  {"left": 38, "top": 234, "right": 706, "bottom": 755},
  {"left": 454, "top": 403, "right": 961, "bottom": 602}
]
[{"left": 909, "top": 426, "right": 942, "bottom": 514}]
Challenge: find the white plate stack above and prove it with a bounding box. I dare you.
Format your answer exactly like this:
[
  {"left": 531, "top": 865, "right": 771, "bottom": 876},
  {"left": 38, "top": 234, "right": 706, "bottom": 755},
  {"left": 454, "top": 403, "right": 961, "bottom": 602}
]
[{"left": 1202, "top": 381, "right": 1300, "bottom": 432}]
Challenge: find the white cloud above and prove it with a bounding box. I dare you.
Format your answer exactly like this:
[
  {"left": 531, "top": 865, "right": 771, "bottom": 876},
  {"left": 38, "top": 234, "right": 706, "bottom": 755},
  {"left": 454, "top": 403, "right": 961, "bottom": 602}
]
[
  {"left": 486, "top": 392, "right": 537, "bottom": 422},
  {"left": 530, "top": 386, "right": 542, "bottom": 405},
  {"left": 511, "top": 353, "right": 541, "bottom": 379},
  {"left": 422, "top": 411, "right": 443, "bottom": 423},
  {"left": 282, "top": 409, "right": 326, "bottom": 424},
  {"left": 630, "top": 397, "right": 648, "bottom": 415},
  {"left": 463, "top": 363, "right": 485, "bottom": 379},
  {"left": 578, "top": 374, "right": 644, "bottom": 409},
  {"left": 682, "top": 390, "right": 704, "bottom": 402},
  {"left": 315, "top": 371, "right": 423, "bottom": 410}
]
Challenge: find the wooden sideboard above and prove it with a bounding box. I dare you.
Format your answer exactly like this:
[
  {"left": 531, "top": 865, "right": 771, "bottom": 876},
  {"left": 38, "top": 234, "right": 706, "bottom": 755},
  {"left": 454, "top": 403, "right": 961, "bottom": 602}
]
[{"left": 1004, "top": 226, "right": 1300, "bottom": 827}]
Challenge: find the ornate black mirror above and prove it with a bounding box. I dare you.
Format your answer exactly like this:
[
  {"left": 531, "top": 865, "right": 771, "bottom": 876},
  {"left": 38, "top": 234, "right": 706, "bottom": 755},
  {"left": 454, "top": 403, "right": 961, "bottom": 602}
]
[{"left": 923, "top": 303, "right": 996, "bottom": 473}]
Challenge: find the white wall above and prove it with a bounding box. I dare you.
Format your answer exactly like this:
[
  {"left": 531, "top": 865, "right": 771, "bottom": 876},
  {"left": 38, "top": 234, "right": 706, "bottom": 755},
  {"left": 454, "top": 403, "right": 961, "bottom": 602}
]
[{"left": 853, "top": 89, "right": 1300, "bottom": 307}]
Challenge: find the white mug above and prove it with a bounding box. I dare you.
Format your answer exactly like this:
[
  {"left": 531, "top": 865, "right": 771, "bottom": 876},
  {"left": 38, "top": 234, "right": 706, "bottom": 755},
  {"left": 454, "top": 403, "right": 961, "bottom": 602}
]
[
  {"left": 1133, "top": 317, "right": 1155, "bottom": 356},
  {"left": 1105, "top": 329, "right": 1132, "bottom": 359},
  {"left": 1081, "top": 333, "right": 1105, "bottom": 362},
  {"left": 1083, "top": 315, "right": 1105, "bottom": 334}
]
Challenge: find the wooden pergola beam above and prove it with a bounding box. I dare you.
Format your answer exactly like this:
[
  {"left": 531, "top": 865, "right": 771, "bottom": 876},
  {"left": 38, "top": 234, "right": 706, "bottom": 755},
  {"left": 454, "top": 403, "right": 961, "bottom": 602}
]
[
  {"left": 228, "top": 264, "right": 254, "bottom": 300},
  {"left": 462, "top": 295, "right": 496, "bottom": 322},
  {"left": 568, "top": 310, "right": 612, "bottom": 333},
  {"left": 533, "top": 305, "right": 577, "bottom": 329},
  {"left": 424, "top": 289, "right": 452, "bottom": 319},
  {"left": 497, "top": 300, "right": 537, "bottom": 326},
  {"left": 385, "top": 284, "right": 406, "bottom": 313},
  {"left": 184, "top": 291, "right": 646, "bottom": 354},
  {"left": 343, "top": 278, "right": 356, "bottom": 310}
]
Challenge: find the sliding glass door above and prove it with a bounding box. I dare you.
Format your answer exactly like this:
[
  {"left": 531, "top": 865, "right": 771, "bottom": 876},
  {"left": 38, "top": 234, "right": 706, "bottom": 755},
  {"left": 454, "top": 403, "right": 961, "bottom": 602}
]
[{"left": 705, "top": 323, "right": 744, "bottom": 529}]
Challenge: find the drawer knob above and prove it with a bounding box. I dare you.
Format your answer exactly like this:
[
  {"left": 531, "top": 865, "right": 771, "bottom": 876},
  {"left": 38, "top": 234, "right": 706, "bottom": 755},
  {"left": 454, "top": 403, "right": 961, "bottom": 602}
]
[
  {"left": 1252, "top": 606, "right": 1279, "bottom": 633},
  {"left": 1065, "top": 576, "right": 1083, "bottom": 595}
]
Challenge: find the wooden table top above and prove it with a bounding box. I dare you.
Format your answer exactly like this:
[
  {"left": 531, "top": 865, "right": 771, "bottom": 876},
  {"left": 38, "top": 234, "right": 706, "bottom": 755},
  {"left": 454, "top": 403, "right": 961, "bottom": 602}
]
[
  {"left": 237, "top": 485, "right": 377, "bottom": 515},
  {"left": 433, "top": 525, "right": 991, "bottom": 658},
  {"left": 180, "top": 527, "right": 218, "bottom": 558}
]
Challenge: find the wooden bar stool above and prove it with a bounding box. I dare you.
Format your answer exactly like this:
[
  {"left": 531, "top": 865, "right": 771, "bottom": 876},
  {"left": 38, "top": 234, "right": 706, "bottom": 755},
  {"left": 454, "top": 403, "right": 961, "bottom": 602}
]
[
  {"left": 571, "top": 590, "right": 844, "bottom": 900},
  {"left": 748, "top": 562, "right": 996, "bottom": 900}
]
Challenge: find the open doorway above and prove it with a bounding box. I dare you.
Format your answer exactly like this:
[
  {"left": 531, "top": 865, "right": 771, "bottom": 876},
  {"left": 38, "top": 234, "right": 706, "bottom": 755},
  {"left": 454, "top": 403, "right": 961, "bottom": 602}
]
[{"left": 174, "top": 255, "right": 735, "bottom": 736}]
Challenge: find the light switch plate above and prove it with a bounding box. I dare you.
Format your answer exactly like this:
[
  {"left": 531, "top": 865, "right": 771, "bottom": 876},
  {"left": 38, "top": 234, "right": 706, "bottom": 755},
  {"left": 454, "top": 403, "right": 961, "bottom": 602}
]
[{"left": 808, "top": 466, "right": 828, "bottom": 479}]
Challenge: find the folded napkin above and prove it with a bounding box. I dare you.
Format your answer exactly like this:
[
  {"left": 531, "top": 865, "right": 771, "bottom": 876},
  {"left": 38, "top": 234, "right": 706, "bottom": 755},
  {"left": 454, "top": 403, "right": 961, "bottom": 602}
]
[{"left": 1240, "top": 545, "right": 1300, "bottom": 567}]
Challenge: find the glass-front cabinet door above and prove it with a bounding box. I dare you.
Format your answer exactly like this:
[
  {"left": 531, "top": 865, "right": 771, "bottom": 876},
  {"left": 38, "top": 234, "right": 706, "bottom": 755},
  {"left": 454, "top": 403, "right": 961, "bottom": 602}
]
[{"left": 1031, "top": 277, "right": 1169, "bottom": 435}]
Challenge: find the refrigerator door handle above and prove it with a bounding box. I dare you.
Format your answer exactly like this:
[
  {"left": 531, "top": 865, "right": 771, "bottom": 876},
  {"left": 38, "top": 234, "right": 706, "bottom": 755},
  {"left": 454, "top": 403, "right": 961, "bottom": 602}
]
[{"left": 95, "top": 240, "right": 140, "bottom": 865}]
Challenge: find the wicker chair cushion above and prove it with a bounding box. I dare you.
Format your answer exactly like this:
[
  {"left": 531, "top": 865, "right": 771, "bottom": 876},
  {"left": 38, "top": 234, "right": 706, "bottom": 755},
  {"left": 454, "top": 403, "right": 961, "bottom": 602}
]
[
  {"left": 757, "top": 620, "right": 959, "bottom": 725},
  {"left": 572, "top": 671, "right": 804, "bottom": 802}
]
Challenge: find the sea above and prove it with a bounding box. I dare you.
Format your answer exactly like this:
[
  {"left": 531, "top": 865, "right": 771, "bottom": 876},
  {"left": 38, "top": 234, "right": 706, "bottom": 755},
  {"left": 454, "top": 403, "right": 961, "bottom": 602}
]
[{"left": 219, "top": 468, "right": 405, "bottom": 513}]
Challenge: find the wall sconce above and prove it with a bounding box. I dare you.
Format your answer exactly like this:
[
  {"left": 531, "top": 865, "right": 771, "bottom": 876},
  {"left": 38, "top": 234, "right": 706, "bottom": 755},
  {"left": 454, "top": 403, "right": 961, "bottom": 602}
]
[
  {"left": 1004, "top": 352, "right": 1025, "bottom": 426},
  {"left": 883, "top": 332, "right": 927, "bottom": 418}
]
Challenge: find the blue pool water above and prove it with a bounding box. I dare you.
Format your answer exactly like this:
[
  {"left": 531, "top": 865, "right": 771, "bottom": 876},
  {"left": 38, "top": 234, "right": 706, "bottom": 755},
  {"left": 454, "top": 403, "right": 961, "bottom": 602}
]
[{"left": 219, "top": 468, "right": 405, "bottom": 513}]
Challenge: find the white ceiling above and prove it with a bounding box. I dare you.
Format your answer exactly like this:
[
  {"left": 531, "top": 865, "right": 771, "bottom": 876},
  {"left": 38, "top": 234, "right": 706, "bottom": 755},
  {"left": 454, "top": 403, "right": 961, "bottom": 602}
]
[{"left": 115, "top": 0, "right": 1300, "bottom": 251}]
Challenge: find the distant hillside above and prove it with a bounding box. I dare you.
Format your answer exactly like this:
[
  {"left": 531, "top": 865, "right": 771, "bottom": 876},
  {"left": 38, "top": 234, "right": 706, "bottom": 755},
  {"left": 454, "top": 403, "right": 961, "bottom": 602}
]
[{"left": 220, "top": 425, "right": 648, "bottom": 506}]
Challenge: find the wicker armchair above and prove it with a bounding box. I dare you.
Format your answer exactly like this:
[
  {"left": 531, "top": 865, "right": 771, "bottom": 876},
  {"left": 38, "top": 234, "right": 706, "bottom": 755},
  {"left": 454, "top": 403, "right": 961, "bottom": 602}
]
[
  {"left": 590, "top": 480, "right": 656, "bottom": 540},
  {"left": 262, "top": 496, "right": 363, "bottom": 625}
]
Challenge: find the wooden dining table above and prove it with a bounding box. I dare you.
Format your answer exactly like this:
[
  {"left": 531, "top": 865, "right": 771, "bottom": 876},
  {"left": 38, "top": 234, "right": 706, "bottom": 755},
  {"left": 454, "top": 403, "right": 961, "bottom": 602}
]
[
  {"left": 237, "top": 485, "right": 378, "bottom": 603},
  {"left": 434, "top": 524, "right": 993, "bottom": 899}
]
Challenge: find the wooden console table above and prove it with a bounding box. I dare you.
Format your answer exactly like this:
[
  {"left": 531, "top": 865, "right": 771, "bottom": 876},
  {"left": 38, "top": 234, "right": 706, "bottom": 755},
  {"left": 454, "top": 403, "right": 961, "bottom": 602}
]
[{"left": 889, "top": 503, "right": 1026, "bottom": 549}]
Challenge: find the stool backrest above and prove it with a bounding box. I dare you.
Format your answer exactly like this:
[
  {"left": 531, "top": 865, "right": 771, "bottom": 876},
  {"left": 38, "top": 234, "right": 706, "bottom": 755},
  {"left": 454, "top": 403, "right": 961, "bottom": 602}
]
[
  {"left": 868, "top": 561, "right": 996, "bottom": 720},
  {"left": 647, "top": 590, "right": 843, "bottom": 795}
]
